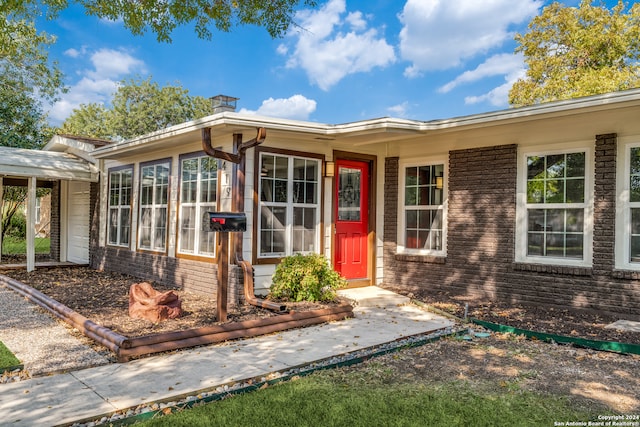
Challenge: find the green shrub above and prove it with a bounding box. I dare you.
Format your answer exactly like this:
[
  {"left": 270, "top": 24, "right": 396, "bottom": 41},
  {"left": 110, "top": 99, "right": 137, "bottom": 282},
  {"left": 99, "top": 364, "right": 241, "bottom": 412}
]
[
  {"left": 6, "top": 212, "right": 26, "bottom": 239},
  {"left": 269, "top": 254, "right": 347, "bottom": 302}
]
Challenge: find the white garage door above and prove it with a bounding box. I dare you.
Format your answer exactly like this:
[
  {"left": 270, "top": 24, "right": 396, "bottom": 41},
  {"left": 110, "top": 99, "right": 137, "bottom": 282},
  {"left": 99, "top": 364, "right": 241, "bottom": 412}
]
[{"left": 67, "top": 181, "right": 90, "bottom": 264}]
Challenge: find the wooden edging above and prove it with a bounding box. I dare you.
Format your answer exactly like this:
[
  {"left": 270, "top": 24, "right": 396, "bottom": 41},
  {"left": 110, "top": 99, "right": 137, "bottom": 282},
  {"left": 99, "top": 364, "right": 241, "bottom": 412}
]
[{"left": 0, "top": 274, "right": 354, "bottom": 362}]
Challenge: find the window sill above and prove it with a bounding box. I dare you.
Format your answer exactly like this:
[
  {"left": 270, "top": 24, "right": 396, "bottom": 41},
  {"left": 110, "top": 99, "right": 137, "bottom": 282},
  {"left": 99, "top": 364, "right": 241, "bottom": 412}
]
[
  {"left": 512, "top": 262, "right": 592, "bottom": 276},
  {"left": 395, "top": 254, "right": 446, "bottom": 264},
  {"left": 106, "top": 243, "right": 131, "bottom": 249},
  {"left": 611, "top": 269, "right": 640, "bottom": 280},
  {"left": 254, "top": 257, "right": 283, "bottom": 265},
  {"left": 176, "top": 253, "right": 216, "bottom": 263}
]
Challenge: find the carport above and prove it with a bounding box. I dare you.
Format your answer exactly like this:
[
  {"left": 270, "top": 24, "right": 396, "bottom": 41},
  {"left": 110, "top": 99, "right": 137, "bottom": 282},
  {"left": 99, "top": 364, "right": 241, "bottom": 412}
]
[{"left": 0, "top": 143, "right": 99, "bottom": 271}]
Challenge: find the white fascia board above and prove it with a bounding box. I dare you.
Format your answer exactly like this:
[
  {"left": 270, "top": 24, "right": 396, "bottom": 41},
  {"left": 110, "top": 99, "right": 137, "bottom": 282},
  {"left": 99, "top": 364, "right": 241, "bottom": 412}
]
[
  {"left": 42, "top": 135, "right": 101, "bottom": 159},
  {"left": 0, "top": 147, "right": 98, "bottom": 182},
  {"left": 91, "top": 88, "right": 640, "bottom": 157},
  {"left": 91, "top": 112, "right": 334, "bottom": 158},
  {"left": 420, "top": 88, "right": 640, "bottom": 131}
]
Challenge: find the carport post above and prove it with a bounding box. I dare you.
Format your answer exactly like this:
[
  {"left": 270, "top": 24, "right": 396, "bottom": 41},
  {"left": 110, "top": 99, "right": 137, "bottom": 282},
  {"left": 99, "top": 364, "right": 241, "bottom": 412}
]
[{"left": 26, "top": 176, "right": 36, "bottom": 272}]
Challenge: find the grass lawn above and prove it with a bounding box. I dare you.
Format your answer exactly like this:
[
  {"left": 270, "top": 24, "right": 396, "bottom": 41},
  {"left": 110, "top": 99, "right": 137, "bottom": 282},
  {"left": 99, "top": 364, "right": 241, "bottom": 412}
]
[
  {"left": 0, "top": 341, "right": 21, "bottom": 372},
  {"left": 2, "top": 237, "right": 50, "bottom": 255},
  {"left": 139, "top": 371, "right": 598, "bottom": 427}
]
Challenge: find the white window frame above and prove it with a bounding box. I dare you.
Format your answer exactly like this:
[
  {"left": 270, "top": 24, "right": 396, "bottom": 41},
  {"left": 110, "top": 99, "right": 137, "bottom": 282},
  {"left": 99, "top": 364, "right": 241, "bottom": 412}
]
[
  {"left": 177, "top": 153, "right": 218, "bottom": 258},
  {"left": 34, "top": 197, "right": 41, "bottom": 225},
  {"left": 138, "top": 159, "right": 170, "bottom": 253},
  {"left": 515, "top": 143, "right": 594, "bottom": 267},
  {"left": 257, "top": 152, "right": 321, "bottom": 259},
  {"left": 615, "top": 138, "right": 640, "bottom": 270},
  {"left": 107, "top": 166, "right": 133, "bottom": 247},
  {"left": 397, "top": 158, "right": 447, "bottom": 256}
]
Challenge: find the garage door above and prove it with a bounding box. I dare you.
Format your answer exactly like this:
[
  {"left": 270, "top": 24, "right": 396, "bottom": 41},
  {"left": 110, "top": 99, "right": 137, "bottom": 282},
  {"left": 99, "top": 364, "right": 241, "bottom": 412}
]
[{"left": 67, "top": 181, "right": 90, "bottom": 264}]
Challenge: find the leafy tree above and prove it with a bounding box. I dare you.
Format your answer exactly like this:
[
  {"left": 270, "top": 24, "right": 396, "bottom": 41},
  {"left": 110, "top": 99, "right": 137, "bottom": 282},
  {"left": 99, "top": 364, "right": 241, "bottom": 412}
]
[
  {"left": 0, "top": 6, "right": 63, "bottom": 255},
  {"left": 59, "top": 103, "right": 111, "bottom": 139},
  {"left": 61, "top": 77, "right": 215, "bottom": 140},
  {"left": 109, "top": 77, "right": 214, "bottom": 139},
  {"left": 1, "top": 10, "right": 64, "bottom": 149},
  {"left": 509, "top": 0, "right": 640, "bottom": 107},
  {"left": 7, "top": 0, "right": 317, "bottom": 43}
]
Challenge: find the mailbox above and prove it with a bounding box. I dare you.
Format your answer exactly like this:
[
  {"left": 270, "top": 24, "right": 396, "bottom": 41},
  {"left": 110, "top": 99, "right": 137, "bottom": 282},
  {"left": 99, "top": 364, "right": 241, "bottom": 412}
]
[{"left": 202, "top": 212, "right": 247, "bottom": 232}]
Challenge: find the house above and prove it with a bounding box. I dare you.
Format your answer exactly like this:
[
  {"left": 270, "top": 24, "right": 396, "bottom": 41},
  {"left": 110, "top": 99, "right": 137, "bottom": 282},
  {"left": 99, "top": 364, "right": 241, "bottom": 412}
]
[{"left": 6, "top": 89, "right": 640, "bottom": 319}]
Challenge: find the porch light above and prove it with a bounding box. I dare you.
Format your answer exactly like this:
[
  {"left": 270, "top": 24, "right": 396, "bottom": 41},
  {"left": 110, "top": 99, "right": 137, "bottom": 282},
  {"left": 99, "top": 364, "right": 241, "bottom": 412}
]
[{"left": 324, "top": 161, "right": 335, "bottom": 177}]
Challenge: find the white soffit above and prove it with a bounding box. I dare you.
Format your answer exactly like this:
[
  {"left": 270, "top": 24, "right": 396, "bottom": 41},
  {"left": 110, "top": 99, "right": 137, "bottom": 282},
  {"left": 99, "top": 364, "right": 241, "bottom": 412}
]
[{"left": 0, "top": 147, "right": 98, "bottom": 182}]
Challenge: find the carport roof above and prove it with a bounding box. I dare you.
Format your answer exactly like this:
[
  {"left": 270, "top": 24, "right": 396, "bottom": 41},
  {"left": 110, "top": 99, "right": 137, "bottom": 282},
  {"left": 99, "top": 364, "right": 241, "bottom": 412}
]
[{"left": 0, "top": 146, "right": 98, "bottom": 182}]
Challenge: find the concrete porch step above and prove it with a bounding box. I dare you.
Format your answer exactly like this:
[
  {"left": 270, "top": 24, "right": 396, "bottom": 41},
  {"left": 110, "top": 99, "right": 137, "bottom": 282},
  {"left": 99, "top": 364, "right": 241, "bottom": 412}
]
[{"left": 338, "top": 286, "right": 411, "bottom": 308}]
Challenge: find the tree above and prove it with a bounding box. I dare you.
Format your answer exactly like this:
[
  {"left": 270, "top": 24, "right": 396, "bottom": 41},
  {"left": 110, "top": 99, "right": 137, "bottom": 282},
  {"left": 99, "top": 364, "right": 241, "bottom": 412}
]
[
  {"left": 109, "top": 77, "right": 215, "bottom": 140},
  {"left": 60, "top": 77, "right": 215, "bottom": 140},
  {"left": 7, "top": 0, "right": 317, "bottom": 43},
  {"left": 0, "top": 6, "right": 63, "bottom": 256},
  {"left": 59, "top": 103, "right": 111, "bottom": 139},
  {"left": 509, "top": 0, "right": 640, "bottom": 107},
  {"left": 0, "top": 11, "right": 65, "bottom": 149}
]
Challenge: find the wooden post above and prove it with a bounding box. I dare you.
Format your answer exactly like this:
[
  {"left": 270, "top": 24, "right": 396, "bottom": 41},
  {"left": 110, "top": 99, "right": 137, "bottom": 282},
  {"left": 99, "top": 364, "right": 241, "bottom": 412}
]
[
  {"left": 217, "top": 232, "right": 229, "bottom": 322},
  {"left": 26, "top": 176, "right": 36, "bottom": 272}
]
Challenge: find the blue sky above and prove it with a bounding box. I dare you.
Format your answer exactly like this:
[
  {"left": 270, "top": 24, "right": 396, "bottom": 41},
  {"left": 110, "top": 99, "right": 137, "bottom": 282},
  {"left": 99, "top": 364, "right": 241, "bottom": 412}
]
[{"left": 37, "top": 0, "right": 618, "bottom": 126}]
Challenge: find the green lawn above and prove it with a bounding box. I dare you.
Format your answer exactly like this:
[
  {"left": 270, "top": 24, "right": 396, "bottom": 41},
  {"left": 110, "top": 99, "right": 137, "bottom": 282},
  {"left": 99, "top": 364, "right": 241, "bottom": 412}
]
[
  {"left": 2, "top": 237, "right": 50, "bottom": 255},
  {"left": 0, "top": 341, "right": 21, "bottom": 372},
  {"left": 138, "top": 371, "right": 599, "bottom": 427}
]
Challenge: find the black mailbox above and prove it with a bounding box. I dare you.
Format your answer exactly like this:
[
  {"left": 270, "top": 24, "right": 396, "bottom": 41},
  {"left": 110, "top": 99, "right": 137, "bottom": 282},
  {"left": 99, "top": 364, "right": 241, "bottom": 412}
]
[{"left": 203, "top": 212, "right": 247, "bottom": 232}]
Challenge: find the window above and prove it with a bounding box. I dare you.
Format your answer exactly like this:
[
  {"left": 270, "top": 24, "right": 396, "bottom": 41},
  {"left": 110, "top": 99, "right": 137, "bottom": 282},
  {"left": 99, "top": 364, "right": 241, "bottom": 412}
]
[
  {"left": 35, "top": 197, "right": 41, "bottom": 225},
  {"left": 399, "top": 162, "right": 445, "bottom": 254},
  {"left": 107, "top": 167, "right": 133, "bottom": 247},
  {"left": 138, "top": 160, "right": 170, "bottom": 252},
  {"left": 258, "top": 152, "right": 321, "bottom": 258},
  {"left": 616, "top": 142, "right": 640, "bottom": 268},
  {"left": 517, "top": 147, "right": 592, "bottom": 265},
  {"left": 178, "top": 154, "right": 218, "bottom": 257}
]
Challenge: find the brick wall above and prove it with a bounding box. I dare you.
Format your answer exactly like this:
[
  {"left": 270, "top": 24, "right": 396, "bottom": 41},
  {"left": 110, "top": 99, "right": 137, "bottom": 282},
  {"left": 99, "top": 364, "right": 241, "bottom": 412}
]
[
  {"left": 89, "top": 181, "right": 244, "bottom": 307},
  {"left": 49, "top": 181, "right": 60, "bottom": 261},
  {"left": 383, "top": 139, "right": 640, "bottom": 319}
]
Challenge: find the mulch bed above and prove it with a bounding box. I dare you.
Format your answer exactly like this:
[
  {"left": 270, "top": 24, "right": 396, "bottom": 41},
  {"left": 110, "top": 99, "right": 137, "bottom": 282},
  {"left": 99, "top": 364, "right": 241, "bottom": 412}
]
[
  {"left": 2, "top": 263, "right": 638, "bottom": 345},
  {"left": 2, "top": 266, "right": 342, "bottom": 337},
  {"left": 385, "top": 287, "right": 640, "bottom": 345}
]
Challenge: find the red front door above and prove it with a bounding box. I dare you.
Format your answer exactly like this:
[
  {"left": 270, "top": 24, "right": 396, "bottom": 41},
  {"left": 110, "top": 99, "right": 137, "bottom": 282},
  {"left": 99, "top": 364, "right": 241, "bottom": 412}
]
[{"left": 334, "top": 159, "right": 369, "bottom": 280}]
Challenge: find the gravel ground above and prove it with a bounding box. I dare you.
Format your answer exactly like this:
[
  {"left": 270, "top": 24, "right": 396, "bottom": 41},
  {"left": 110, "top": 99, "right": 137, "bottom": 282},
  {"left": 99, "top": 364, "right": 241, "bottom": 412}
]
[{"left": 0, "top": 285, "right": 111, "bottom": 379}]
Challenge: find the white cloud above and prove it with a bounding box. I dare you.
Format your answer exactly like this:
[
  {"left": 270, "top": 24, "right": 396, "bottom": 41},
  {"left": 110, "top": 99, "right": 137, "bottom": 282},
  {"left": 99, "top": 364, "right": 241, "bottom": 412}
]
[
  {"left": 346, "top": 11, "right": 367, "bottom": 31},
  {"left": 387, "top": 101, "right": 410, "bottom": 118},
  {"left": 87, "top": 48, "right": 146, "bottom": 80},
  {"left": 398, "top": 0, "right": 541, "bottom": 75},
  {"left": 438, "top": 53, "right": 524, "bottom": 93},
  {"left": 238, "top": 95, "right": 317, "bottom": 120},
  {"left": 282, "top": 0, "right": 395, "bottom": 91},
  {"left": 48, "top": 48, "right": 147, "bottom": 124},
  {"left": 64, "top": 48, "right": 81, "bottom": 58},
  {"left": 464, "top": 63, "right": 527, "bottom": 107}
]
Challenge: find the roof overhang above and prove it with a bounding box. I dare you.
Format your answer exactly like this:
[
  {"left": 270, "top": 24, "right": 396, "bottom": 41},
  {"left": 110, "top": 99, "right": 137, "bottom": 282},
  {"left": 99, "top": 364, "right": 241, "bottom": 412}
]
[
  {"left": 92, "top": 88, "right": 640, "bottom": 158},
  {"left": 0, "top": 146, "right": 99, "bottom": 182}
]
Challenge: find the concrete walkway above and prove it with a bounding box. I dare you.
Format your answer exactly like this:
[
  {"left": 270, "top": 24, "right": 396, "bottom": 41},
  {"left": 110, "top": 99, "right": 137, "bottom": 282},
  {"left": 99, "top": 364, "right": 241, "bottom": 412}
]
[{"left": 0, "top": 287, "right": 456, "bottom": 427}]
